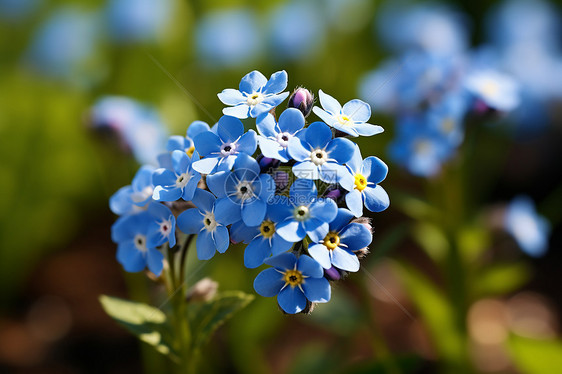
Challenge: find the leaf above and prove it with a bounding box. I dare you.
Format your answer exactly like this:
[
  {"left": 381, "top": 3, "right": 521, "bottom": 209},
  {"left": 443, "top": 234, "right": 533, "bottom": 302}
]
[
  {"left": 411, "top": 222, "right": 449, "bottom": 263},
  {"left": 392, "top": 262, "right": 465, "bottom": 364},
  {"left": 99, "top": 295, "right": 176, "bottom": 358},
  {"left": 188, "top": 291, "right": 254, "bottom": 349},
  {"left": 473, "top": 263, "right": 530, "bottom": 298},
  {"left": 508, "top": 335, "right": 562, "bottom": 374}
]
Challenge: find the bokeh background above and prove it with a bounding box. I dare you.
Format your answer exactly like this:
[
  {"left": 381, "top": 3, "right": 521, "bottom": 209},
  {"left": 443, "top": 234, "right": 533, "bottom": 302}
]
[{"left": 1, "top": 0, "right": 562, "bottom": 373}]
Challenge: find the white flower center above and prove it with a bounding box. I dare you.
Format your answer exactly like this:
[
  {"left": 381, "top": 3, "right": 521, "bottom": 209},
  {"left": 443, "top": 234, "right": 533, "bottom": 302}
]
[
  {"left": 310, "top": 148, "right": 328, "bottom": 166},
  {"left": 220, "top": 142, "right": 237, "bottom": 157},
  {"left": 336, "top": 114, "right": 353, "bottom": 126},
  {"left": 293, "top": 205, "right": 310, "bottom": 221},
  {"left": 203, "top": 212, "right": 217, "bottom": 231},
  {"left": 160, "top": 220, "right": 172, "bottom": 236},
  {"left": 235, "top": 180, "right": 255, "bottom": 201},
  {"left": 276, "top": 132, "right": 292, "bottom": 148},
  {"left": 131, "top": 186, "right": 154, "bottom": 203},
  {"left": 133, "top": 234, "right": 147, "bottom": 252},
  {"left": 176, "top": 172, "right": 191, "bottom": 188},
  {"left": 246, "top": 92, "right": 265, "bottom": 106},
  {"left": 414, "top": 140, "right": 432, "bottom": 155}
]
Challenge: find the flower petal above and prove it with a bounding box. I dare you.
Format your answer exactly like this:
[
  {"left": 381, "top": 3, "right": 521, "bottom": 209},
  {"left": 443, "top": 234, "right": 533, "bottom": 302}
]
[
  {"left": 278, "top": 286, "right": 307, "bottom": 314},
  {"left": 244, "top": 237, "right": 271, "bottom": 268},
  {"left": 218, "top": 88, "right": 246, "bottom": 105},
  {"left": 302, "top": 277, "right": 331, "bottom": 303},
  {"left": 362, "top": 156, "right": 388, "bottom": 183},
  {"left": 331, "top": 247, "right": 360, "bottom": 272},
  {"left": 278, "top": 107, "right": 305, "bottom": 133},
  {"left": 353, "top": 123, "right": 384, "bottom": 137},
  {"left": 264, "top": 252, "right": 297, "bottom": 269},
  {"left": 213, "top": 225, "right": 230, "bottom": 253},
  {"left": 342, "top": 99, "right": 371, "bottom": 123},
  {"left": 305, "top": 121, "right": 332, "bottom": 149},
  {"left": 196, "top": 230, "right": 216, "bottom": 260},
  {"left": 223, "top": 104, "right": 250, "bottom": 119},
  {"left": 363, "top": 185, "right": 390, "bottom": 212},
  {"left": 345, "top": 189, "right": 364, "bottom": 217},
  {"left": 177, "top": 208, "right": 204, "bottom": 234},
  {"left": 318, "top": 89, "right": 342, "bottom": 114},
  {"left": 217, "top": 115, "right": 245, "bottom": 143},
  {"left": 214, "top": 197, "right": 242, "bottom": 225},
  {"left": 146, "top": 248, "right": 164, "bottom": 276},
  {"left": 339, "top": 222, "right": 372, "bottom": 251},
  {"left": 192, "top": 188, "right": 215, "bottom": 212},
  {"left": 242, "top": 199, "right": 267, "bottom": 226},
  {"left": 239, "top": 70, "right": 268, "bottom": 94},
  {"left": 276, "top": 220, "right": 306, "bottom": 242},
  {"left": 262, "top": 70, "right": 288, "bottom": 95},
  {"left": 329, "top": 208, "right": 355, "bottom": 233},
  {"left": 254, "top": 268, "right": 285, "bottom": 297},
  {"left": 193, "top": 131, "right": 221, "bottom": 157},
  {"left": 325, "top": 137, "right": 355, "bottom": 164},
  {"left": 304, "top": 244, "right": 331, "bottom": 270}
]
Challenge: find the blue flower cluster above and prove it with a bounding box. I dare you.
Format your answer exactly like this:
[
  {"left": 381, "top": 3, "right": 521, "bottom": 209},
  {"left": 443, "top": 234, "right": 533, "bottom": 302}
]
[{"left": 109, "top": 70, "right": 390, "bottom": 314}]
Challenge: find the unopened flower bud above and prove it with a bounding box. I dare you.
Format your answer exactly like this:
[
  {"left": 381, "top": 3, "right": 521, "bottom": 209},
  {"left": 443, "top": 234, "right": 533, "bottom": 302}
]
[
  {"left": 324, "top": 187, "right": 342, "bottom": 202},
  {"left": 185, "top": 277, "right": 218, "bottom": 302},
  {"left": 324, "top": 266, "right": 342, "bottom": 281},
  {"left": 288, "top": 87, "right": 314, "bottom": 117}
]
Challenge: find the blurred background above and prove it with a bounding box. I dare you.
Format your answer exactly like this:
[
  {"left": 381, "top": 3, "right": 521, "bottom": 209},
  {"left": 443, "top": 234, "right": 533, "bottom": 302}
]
[{"left": 1, "top": 0, "right": 562, "bottom": 373}]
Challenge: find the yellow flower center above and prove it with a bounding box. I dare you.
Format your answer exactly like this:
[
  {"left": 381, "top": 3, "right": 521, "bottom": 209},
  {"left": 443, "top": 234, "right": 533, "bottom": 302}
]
[
  {"left": 247, "top": 92, "right": 264, "bottom": 106},
  {"left": 354, "top": 173, "right": 368, "bottom": 191},
  {"left": 260, "top": 220, "right": 275, "bottom": 238},
  {"left": 283, "top": 269, "right": 304, "bottom": 287},
  {"left": 186, "top": 146, "right": 195, "bottom": 157},
  {"left": 337, "top": 114, "right": 353, "bottom": 126},
  {"left": 323, "top": 231, "right": 340, "bottom": 250}
]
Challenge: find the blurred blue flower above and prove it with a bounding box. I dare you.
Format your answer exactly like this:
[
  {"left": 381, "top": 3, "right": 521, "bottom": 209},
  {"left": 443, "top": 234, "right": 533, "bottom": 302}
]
[
  {"left": 110, "top": 164, "right": 155, "bottom": 215},
  {"left": 266, "top": 1, "right": 325, "bottom": 61},
  {"left": 375, "top": 1, "right": 469, "bottom": 57},
  {"left": 307, "top": 208, "right": 371, "bottom": 271},
  {"left": 111, "top": 209, "right": 164, "bottom": 276},
  {"left": 218, "top": 70, "right": 289, "bottom": 119},
  {"left": 146, "top": 202, "right": 176, "bottom": 248},
  {"left": 192, "top": 115, "right": 257, "bottom": 174},
  {"left": 195, "top": 9, "right": 262, "bottom": 69},
  {"left": 268, "top": 179, "right": 338, "bottom": 242},
  {"left": 464, "top": 70, "right": 520, "bottom": 112},
  {"left": 25, "top": 6, "right": 100, "bottom": 80},
  {"left": 0, "top": 0, "right": 41, "bottom": 22},
  {"left": 257, "top": 108, "right": 305, "bottom": 162},
  {"left": 105, "top": 0, "right": 172, "bottom": 44},
  {"left": 152, "top": 150, "right": 201, "bottom": 202},
  {"left": 426, "top": 93, "right": 467, "bottom": 146},
  {"left": 313, "top": 90, "right": 384, "bottom": 137},
  {"left": 230, "top": 205, "right": 294, "bottom": 269},
  {"left": 504, "top": 196, "right": 551, "bottom": 257},
  {"left": 254, "top": 252, "right": 330, "bottom": 314},
  {"left": 176, "top": 189, "right": 233, "bottom": 260},
  {"left": 205, "top": 154, "right": 275, "bottom": 227},
  {"left": 389, "top": 114, "right": 456, "bottom": 177},
  {"left": 343, "top": 145, "right": 390, "bottom": 217},
  {"left": 90, "top": 96, "right": 169, "bottom": 165},
  {"left": 287, "top": 121, "right": 355, "bottom": 185}
]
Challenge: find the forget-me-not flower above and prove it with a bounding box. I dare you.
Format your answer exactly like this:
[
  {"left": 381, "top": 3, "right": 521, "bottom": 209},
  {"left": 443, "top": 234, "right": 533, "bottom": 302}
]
[
  {"left": 464, "top": 70, "right": 520, "bottom": 112},
  {"left": 269, "top": 179, "right": 338, "bottom": 243},
  {"left": 257, "top": 108, "right": 305, "bottom": 162},
  {"left": 218, "top": 70, "right": 289, "bottom": 119},
  {"left": 287, "top": 121, "right": 355, "bottom": 185},
  {"left": 206, "top": 154, "right": 275, "bottom": 227},
  {"left": 307, "top": 208, "right": 371, "bottom": 272},
  {"left": 192, "top": 115, "right": 257, "bottom": 174},
  {"left": 254, "top": 252, "right": 330, "bottom": 314},
  {"left": 504, "top": 196, "right": 551, "bottom": 257},
  {"left": 176, "top": 189, "right": 234, "bottom": 260},
  {"left": 152, "top": 150, "right": 201, "bottom": 202},
  {"left": 342, "top": 145, "right": 390, "bottom": 217},
  {"left": 110, "top": 164, "right": 155, "bottom": 215},
  {"left": 313, "top": 90, "right": 383, "bottom": 137},
  {"left": 146, "top": 202, "right": 176, "bottom": 249}
]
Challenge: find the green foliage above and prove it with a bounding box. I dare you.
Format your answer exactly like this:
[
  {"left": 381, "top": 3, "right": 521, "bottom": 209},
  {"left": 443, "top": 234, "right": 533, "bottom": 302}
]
[
  {"left": 508, "top": 335, "right": 562, "bottom": 374},
  {"left": 472, "top": 263, "right": 531, "bottom": 298},
  {"left": 99, "top": 295, "right": 177, "bottom": 358},
  {"left": 187, "top": 291, "right": 254, "bottom": 350}
]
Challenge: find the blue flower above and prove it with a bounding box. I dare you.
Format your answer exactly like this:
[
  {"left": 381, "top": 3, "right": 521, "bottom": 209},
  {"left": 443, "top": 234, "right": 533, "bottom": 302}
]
[
  {"left": 111, "top": 209, "right": 164, "bottom": 276},
  {"left": 110, "top": 164, "right": 155, "bottom": 215},
  {"left": 307, "top": 208, "right": 371, "bottom": 272},
  {"left": 389, "top": 114, "right": 456, "bottom": 177},
  {"left": 464, "top": 70, "right": 520, "bottom": 112},
  {"left": 218, "top": 70, "right": 289, "bottom": 119},
  {"left": 230, "top": 204, "right": 294, "bottom": 268},
  {"left": 146, "top": 203, "right": 176, "bottom": 248},
  {"left": 257, "top": 108, "right": 305, "bottom": 162},
  {"left": 287, "top": 121, "right": 355, "bottom": 185},
  {"left": 195, "top": 9, "right": 262, "bottom": 69},
  {"left": 152, "top": 150, "right": 201, "bottom": 202},
  {"left": 312, "top": 90, "right": 383, "bottom": 137},
  {"left": 342, "top": 145, "right": 390, "bottom": 217},
  {"left": 206, "top": 153, "right": 275, "bottom": 227},
  {"left": 192, "top": 115, "right": 257, "bottom": 174},
  {"left": 504, "top": 196, "right": 551, "bottom": 257},
  {"left": 268, "top": 179, "right": 338, "bottom": 242},
  {"left": 158, "top": 121, "right": 210, "bottom": 168},
  {"left": 176, "top": 189, "right": 234, "bottom": 260},
  {"left": 105, "top": 0, "right": 172, "bottom": 44},
  {"left": 426, "top": 93, "right": 467, "bottom": 147},
  {"left": 254, "top": 253, "right": 330, "bottom": 314}
]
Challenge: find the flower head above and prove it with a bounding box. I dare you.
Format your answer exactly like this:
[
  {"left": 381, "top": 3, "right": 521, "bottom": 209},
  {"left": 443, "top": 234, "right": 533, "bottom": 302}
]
[
  {"left": 313, "top": 90, "right": 383, "bottom": 137},
  {"left": 257, "top": 108, "right": 305, "bottom": 162},
  {"left": 218, "top": 70, "right": 290, "bottom": 119},
  {"left": 192, "top": 115, "right": 257, "bottom": 174},
  {"left": 504, "top": 196, "right": 551, "bottom": 257},
  {"left": 307, "top": 208, "right": 372, "bottom": 271},
  {"left": 152, "top": 150, "right": 201, "bottom": 202},
  {"left": 253, "top": 253, "right": 330, "bottom": 314},
  {"left": 110, "top": 164, "right": 155, "bottom": 215},
  {"left": 176, "top": 189, "right": 235, "bottom": 260}
]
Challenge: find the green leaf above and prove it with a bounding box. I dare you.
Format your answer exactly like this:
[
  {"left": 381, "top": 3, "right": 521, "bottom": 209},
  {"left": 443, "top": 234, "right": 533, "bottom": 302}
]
[
  {"left": 188, "top": 291, "right": 254, "bottom": 349},
  {"left": 411, "top": 222, "right": 449, "bottom": 263},
  {"left": 473, "top": 263, "right": 530, "bottom": 297},
  {"left": 508, "top": 335, "right": 562, "bottom": 374},
  {"left": 99, "top": 295, "right": 176, "bottom": 358}
]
